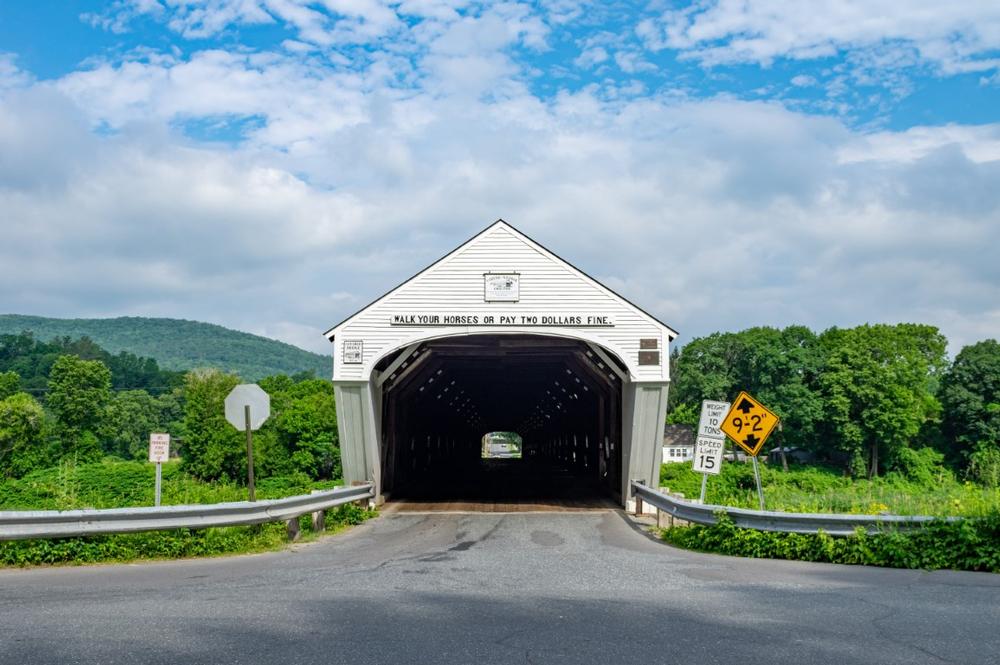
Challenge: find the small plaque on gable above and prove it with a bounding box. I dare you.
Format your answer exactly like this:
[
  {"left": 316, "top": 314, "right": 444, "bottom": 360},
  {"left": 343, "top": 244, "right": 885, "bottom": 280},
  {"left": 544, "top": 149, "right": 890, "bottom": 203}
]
[
  {"left": 343, "top": 340, "right": 364, "bottom": 364},
  {"left": 639, "top": 338, "right": 659, "bottom": 350},
  {"left": 638, "top": 350, "right": 660, "bottom": 366},
  {"left": 484, "top": 273, "right": 519, "bottom": 302}
]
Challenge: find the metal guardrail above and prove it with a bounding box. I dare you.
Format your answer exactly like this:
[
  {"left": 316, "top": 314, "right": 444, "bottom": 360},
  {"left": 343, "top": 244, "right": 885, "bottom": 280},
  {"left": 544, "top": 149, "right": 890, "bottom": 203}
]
[
  {"left": 631, "top": 482, "right": 957, "bottom": 536},
  {"left": 0, "top": 484, "right": 374, "bottom": 541}
]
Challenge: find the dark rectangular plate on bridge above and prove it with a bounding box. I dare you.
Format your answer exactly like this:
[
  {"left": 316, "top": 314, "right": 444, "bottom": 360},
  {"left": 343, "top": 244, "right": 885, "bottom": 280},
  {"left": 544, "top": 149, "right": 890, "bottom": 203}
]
[{"left": 638, "top": 350, "right": 660, "bottom": 366}]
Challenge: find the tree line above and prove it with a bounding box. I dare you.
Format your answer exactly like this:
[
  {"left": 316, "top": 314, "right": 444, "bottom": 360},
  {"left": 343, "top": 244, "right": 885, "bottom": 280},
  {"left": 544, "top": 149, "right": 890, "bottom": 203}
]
[
  {"left": 3, "top": 325, "right": 997, "bottom": 488},
  {"left": 667, "top": 324, "right": 1000, "bottom": 484},
  {"left": 0, "top": 332, "right": 339, "bottom": 482}
]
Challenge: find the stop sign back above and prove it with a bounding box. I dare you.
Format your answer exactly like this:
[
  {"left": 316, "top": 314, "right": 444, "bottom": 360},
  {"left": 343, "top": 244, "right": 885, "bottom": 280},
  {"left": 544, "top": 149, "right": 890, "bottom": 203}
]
[{"left": 224, "top": 384, "right": 271, "bottom": 431}]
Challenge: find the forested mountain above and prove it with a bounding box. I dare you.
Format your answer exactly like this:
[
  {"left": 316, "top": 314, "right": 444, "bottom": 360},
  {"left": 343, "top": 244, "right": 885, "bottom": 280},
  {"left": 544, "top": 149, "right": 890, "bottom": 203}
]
[{"left": 0, "top": 315, "right": 329, "bottom": 381}]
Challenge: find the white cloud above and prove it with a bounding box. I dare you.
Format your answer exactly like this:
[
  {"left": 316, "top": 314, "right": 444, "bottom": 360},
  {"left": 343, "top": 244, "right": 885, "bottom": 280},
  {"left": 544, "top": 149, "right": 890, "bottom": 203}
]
[
  {"left": 155, "top": 0, "right": 275, "bottom": 38},
  {"left": 0, "top": 54, "right": 32, "bottom": 91},
  {"left": 638, "top": 0, "right": 1000, "bottom": 76},
  {"left": 3, "top": 53, "right": 999, "bottom": 355},
  {"left": 397, "top": 0, "right": 467, "bottom": 22},
  {"left": 839, "top": 124, "right": 1000, "bottom": 164},
  {"left": 3, "top": 3, "right": 1000, "bottom": 355},
  {"left": 573, "top": 46, "right": 607, "bottom": 69},
  {"left": 55, "top": 50, "right": 373, "bottom": 149},
  {"left": 613, "top": 49, "right": 654, "bottom": 74},
  {"left": 90, "top": 0, "right": 546, "bottom": 50},
  {"left": 82, "top": 0, "right": 165, "bottom": 34}
]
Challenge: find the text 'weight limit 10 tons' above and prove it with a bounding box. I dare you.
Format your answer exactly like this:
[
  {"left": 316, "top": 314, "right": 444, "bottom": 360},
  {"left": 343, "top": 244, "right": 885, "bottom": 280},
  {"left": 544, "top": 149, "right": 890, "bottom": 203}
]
[{"left": 692, "top": 400, "right": 729, "bottom": 476}]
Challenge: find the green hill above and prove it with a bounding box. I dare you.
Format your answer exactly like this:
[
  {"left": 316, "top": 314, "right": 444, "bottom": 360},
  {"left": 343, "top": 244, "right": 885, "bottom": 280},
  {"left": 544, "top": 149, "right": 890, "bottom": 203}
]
[{"left": 0, "top": 315, "right": 329, "bottom": 381}]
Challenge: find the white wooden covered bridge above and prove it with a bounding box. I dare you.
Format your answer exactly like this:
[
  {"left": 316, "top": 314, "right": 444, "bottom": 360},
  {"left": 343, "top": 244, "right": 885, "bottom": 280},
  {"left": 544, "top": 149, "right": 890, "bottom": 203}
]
[{"left": 325, "top": 220, "right": 677, "bottom": 508}]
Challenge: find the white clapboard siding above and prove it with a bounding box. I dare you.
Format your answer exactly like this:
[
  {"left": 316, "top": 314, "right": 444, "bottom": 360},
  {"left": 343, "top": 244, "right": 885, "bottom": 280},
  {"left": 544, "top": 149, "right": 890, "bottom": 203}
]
[{"left": 326, "top": 220, "right": 677, "bottom": 383}]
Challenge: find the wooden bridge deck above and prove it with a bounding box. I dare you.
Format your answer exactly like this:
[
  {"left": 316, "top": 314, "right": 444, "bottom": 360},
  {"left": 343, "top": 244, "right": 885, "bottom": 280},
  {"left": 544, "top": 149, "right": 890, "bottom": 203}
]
[{"left": 382, "top": 497, "right": 618, "bottom": 513}]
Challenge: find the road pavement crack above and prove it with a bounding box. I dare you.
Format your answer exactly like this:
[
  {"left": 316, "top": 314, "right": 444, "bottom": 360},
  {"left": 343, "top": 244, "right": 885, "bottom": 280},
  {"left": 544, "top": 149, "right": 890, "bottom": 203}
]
[{"left": 861, "top": 593, "right": 956, "bottom": 664}]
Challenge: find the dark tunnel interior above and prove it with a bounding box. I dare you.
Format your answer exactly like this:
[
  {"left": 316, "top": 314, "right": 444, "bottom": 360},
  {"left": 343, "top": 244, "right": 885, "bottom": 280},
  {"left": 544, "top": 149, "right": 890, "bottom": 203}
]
[{"left": 375, "top": 335, "right": 626, "bottom": 505}]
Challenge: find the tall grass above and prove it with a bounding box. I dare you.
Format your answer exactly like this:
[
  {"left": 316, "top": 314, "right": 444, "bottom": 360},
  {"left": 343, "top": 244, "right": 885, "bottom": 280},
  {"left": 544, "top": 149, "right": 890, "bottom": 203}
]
[
  {"left": 0, "top": 459, "right": 341, "bottom": 511},
  {"left": 660, "top": 461, "right": 1000, "bottom": 517}
]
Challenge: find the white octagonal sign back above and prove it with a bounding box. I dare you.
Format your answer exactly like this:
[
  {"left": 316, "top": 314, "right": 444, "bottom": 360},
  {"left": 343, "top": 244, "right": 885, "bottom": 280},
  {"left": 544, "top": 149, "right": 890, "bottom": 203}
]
[{"left": 225, "top": 384, "right": 271, "bottom": 431}]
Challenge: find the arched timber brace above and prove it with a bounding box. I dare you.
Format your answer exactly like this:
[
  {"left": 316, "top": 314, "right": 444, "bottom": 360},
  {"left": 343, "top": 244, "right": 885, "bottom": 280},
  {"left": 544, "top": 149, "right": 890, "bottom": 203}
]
[{"left": 326, "top": 220, "right": 677, "bottom": 507}]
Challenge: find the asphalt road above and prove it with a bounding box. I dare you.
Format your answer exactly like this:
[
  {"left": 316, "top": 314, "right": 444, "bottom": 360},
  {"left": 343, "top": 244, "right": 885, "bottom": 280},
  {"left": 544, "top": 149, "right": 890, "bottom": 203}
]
[{"left": 2, "top": 510, "right": 999, "bottom": 665}]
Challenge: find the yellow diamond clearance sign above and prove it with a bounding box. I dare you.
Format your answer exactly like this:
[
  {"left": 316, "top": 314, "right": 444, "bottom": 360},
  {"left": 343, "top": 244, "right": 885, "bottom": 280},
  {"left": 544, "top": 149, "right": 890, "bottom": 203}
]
[{"left": 720, "top": 391, "right": 780, "bottom": 456}]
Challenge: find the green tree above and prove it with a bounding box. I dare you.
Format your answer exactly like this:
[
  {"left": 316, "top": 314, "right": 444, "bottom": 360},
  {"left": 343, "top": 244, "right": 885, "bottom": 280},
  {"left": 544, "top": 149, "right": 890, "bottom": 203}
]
[
  {"left": 939, "top": 339, "right": 1000, "bottom": 460},
  {"left": 665, "top": 402, "right": 699, "bottom": 427},
  {"left": 668, "top": 326, "right": 824, "bottom": 454},
  {"left": 817, "top": 324, "right": 947, "bottom": 477},
  {"left": 47, "top": 355, "right": 112, "bottom": 462},
  {"left": 0, "top": 392, "right": 49, "bottom": 478},
  {"left": 180, "top": 369, "right": 243, "bottom": 481},
  {"left": 728, "top": 326, "right": 824, "bottom": 452},
  {"left": 0, "top": 331, "right": 182, "bottom": 395},
  {"left": 0, "top": 370, "right": 19, "bottom": 400},
  {"left": 271, "top": 379, "right": 340, "bottom": 479},
  {"left": 258, "top": 374, "right": 295, "bottom": 397},
  {"left": 668, "top": 332, "right": 741, "bottom": 410},
  {"left": 101, "top": 390, "right": 170, "bottom": 460},
  {"left": 154, "top": 388, "right": 185, "bottom": 439}
]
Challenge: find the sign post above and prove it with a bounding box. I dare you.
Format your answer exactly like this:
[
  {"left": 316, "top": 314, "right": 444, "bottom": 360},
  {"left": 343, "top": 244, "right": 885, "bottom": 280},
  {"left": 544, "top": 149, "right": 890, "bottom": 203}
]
[
  {"left": 751, "top": 456, "right": 764, "bottom": 510},
  {"left": 224, "top": 384, "right": 271, "bottom": 502},
  {"left": 148, "top": 433, "right": 170, "bottom": 507},
  {"left": 244, "top": 404, "right": 255, "bottom": 502},
  {"left": 720, "top": 391, "right": 780, "bottom": 510},
  {"left": 692, "top": 400, "right": 729, "bottom": 502}
]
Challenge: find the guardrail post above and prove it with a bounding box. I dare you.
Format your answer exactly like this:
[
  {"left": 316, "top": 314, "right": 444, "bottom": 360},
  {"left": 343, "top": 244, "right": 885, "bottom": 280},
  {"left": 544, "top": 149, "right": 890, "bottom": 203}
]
[
  {"left": 351, "top": 480, "right": 369, "bottom": 508},
  {"left": 634, "top": 479, "right": 645, "bottom": 516},
  {"left": 286, "top": 517, "right": 300, "bottom": 541},
  {"left": 310, "top": 490, "right": 325, "bottom": 532}
]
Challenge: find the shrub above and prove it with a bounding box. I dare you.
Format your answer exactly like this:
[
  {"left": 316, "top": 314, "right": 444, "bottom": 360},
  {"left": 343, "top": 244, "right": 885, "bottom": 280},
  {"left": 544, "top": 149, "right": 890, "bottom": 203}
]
[
  {"left": 662, "top": 511, "right": 1000, "bottom": 572},
  {"left": 0, "top": 503, "right": 376, "bottom": 567},
  {"left": 890, "top": 447, "right": 951, "bottom": 486},
  {"left": 968, "top": 446, "right": 1000, "bottom": 489},
  {"left": 0, "top": 392, "right": 50, "bottom": 478}
]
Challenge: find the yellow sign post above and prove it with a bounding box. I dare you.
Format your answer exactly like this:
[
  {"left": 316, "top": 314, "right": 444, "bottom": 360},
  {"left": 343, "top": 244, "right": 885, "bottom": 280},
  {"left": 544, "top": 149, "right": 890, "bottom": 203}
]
[
  {"left": 720, "top": 391, "right": 780, "bottom": 456},
  {"left": 720, "top": 391, "right": 781, "bottom": 510}
]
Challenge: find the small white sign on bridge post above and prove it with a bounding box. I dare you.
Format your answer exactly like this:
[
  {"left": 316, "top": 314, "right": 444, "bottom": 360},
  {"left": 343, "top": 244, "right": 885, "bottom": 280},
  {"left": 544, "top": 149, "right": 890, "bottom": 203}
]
[
  {"left": 225, "top": 384, "right": 271, "bottom": 502},
  {"left": 148, "top": 433, "right": 170, "bottom": 507},
  {"left": 692, "top": 400, "right": 729, "bottom": 503}
]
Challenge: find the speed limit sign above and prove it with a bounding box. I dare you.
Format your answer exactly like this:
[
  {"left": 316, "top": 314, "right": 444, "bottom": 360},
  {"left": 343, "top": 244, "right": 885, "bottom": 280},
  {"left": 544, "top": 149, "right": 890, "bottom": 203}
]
[{"left": 692, "top": 436, "right": 724, "bottom": 475}]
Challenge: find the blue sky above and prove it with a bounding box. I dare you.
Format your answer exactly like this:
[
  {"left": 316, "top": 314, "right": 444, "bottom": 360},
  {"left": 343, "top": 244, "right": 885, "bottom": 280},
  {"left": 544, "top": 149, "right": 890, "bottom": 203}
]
[{"left": 1, "top": 1, "right": 999, "bottom": 354}]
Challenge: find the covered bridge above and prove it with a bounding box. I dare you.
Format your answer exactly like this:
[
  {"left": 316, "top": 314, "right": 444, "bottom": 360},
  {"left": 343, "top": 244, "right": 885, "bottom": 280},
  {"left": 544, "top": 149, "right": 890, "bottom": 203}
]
[{"left": 326, "top": 220, "right": 677, "bottom": 508}]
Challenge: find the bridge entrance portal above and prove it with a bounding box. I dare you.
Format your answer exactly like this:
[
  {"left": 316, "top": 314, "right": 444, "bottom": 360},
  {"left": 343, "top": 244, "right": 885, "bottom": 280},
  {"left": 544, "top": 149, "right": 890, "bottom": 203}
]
[
  {"left": 325, "top": 221, "right": 677, "bottom": 510},
  {"left": 376, "top": 334, "right": 624, "bottom": 507}
]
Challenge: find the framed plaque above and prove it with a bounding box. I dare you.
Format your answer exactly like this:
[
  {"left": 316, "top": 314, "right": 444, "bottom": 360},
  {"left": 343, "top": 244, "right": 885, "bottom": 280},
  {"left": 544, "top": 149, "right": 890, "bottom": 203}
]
[
  {"left": 343, "top": 340, "right": 363, "bottom": 364},
  {"left": 484, "top": 273, "right": 520, "bottom": 302}
]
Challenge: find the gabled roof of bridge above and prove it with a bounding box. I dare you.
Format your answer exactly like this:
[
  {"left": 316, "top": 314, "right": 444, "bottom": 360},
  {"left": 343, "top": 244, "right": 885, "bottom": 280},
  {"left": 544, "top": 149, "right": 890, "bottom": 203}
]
[{"left": 325, "top": 219, "right": 678, "bottom": 340}]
